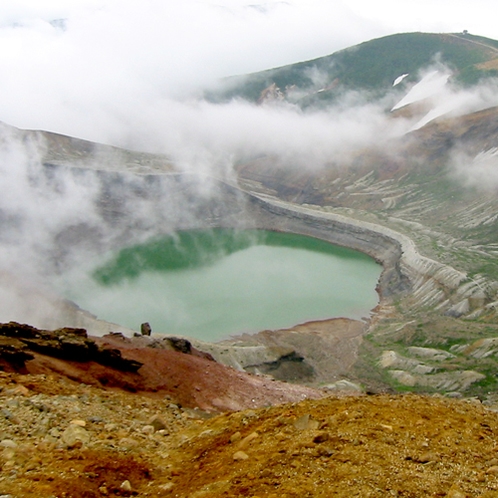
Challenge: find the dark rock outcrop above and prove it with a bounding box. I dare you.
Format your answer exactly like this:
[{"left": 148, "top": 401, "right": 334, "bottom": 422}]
[
  {"left": 140, "top": 322, "right": 152, "bottom": 336},
  {"left": 0, "top": 322, "right": 142, "bottom": 373},
  {"left": 167, "top": 336, "right": 193, "bottom": 354},
  {"left": 245, "top": 350, "right": 315, "bottom": 383}
]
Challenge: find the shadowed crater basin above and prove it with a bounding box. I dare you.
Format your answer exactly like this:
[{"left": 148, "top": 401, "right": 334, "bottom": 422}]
[{"left": 59, "top": 229, "right": 381, "bottom": 341}]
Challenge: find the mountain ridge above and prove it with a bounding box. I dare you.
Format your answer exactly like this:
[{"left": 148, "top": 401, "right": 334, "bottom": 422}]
[{"left": 208, "top": 32, "right": 498, "bottom": 106}]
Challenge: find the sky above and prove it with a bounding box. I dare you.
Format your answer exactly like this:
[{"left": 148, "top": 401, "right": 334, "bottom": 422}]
[{"left": 0, "top": 0, "right": 497, "bottom": 147}]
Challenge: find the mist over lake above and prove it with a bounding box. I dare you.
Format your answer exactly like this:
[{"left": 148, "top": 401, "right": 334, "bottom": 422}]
[{"left": 59, "top": 229, "right": 381, "bottom": 340}]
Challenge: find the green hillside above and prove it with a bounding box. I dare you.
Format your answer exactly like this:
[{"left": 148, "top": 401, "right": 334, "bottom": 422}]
[{"left": 208, "top": 32, "right": 498, "bottom": 106}]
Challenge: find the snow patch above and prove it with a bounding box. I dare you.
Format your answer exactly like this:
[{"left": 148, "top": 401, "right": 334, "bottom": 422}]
[
  {"left": 393, "top": 74, "right": 409, "bottom": 87},
  {"left": 391, "top": 70, "right": 450, "bottom": 111}
]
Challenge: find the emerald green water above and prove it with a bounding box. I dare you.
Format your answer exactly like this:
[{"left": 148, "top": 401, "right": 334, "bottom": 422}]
[{"left": 64, "top": 229, "right": 381, "bottom": 341}]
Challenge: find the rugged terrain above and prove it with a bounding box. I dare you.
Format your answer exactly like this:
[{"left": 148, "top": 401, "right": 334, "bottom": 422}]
[
  {"left": 209, "top": 32, "right": 498, "bottom": 106},
  {"left": 4, "top": 370, "right": 498, "bottom": 497},
  {"left": 0, "top": 323, "right": 322, "bottom": 413},
  {"left": 3, "top": 323, "right": 498, "bottom": 497},
  {"left": 1, "top": 30, "right": 498, "bottom": 496},
  {"left": 3, "top": 104, "right": 498, "bottom": 399}
]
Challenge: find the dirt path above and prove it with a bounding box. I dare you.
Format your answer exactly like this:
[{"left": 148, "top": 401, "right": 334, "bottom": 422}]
[{"left": 448, "top": 33, "right": 498, "bottom": 55}]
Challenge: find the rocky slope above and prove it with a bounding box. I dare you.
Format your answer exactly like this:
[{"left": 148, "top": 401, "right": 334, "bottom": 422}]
[
  {"left": 3, "top": 370, "right": 498, "bottom": 497},
  {"left": 3, "top": 322, "right": 498, "bottom": 497},
  {"left": 2, "top": 30, "right": 498, "bottom": 497},
  {"left": 229, "top": 105, "right": 498, "bottom": 397},
  {"left": 0, "top": 323, "right": 322, "bottom": 413}
]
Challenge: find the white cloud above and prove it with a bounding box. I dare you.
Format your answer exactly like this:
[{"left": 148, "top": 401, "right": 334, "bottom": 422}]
[
  {"left": 452, "top": 148, "right": 498, "bottom": 190},
  {"left": 0, "top": 0, "right": 495, "bottom": 146},
  {"left": 0, "top": 1, "right": 496, "bottom": 185},
  {"left": 1, "top": 0, "right": 498, "bottom": 330}
]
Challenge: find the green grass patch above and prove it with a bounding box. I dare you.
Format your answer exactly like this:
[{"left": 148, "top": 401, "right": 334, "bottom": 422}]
[{"left": 208, "top": 32, "right": 498, "bottom": 106}]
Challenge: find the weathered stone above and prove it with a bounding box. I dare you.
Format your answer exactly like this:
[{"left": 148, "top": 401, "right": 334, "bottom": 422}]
[
  {"left": 1, "top": 448, "right": 15, "bottom": 461},
  {"left": 61, "top": 424, "right": 90, "bottom": 448},
  {"left": 167, "top": 337, "right": 192, "bottom": 354},
  {"left": 0, "top": 322, "right": 144, "bottom": 372},
  {"left": 120, "top": 480, "right": 132, "bottom": 492},
  {"left": 229, "top": 431, "right": 242, "bottom": 444},
  {"left": 246, "top": 350, "right": 315, "bottom": 383},
  {"left": 293, "top": 414, "right": 320, "bottom": 431},
  {"left": 149, "top": 415, "right": 168, "bottom": 432},
  {"left": 0, "top": 439, "right": 17, "bottom": 449},
  {"left": 158, "top": 483, "right": 175, "bottom": 491},
  {"left": 446, "top": 299, "right": 470, "bottom": 318},
  {"left": 417, "top": 452, "right": 439, "bottom": 463},
  {"left": 70, "top": 419, "right": 86, "bottom": 427},
  {"left": 141, "top": 322, "right": 152, "bottom": 336},
  {"left": 233, "top": 450, "right": 249, "bottom": 461},
  {"left": 237, "top": 432, "right": 258, "bottom": 450},
  {"left": 10, "top": 384, "right": 29, "bottom": 396},
  {"left": 312, "top": 432, "right": 329, "bottom": 444},
  {"left": 0, "top": 322, "right": 44, "bottom": 339},
  {"left": 119, "top": 437, "right": 140, "bottom": 449},
  {"left": 1, "top": 409, "right": 20, "bottom": 425},
  {"left": 49, "top": 428, "right": 61, "bottom": 438},
  {"left": 323, "top": 380, "right": 362, "bottom": 392}
]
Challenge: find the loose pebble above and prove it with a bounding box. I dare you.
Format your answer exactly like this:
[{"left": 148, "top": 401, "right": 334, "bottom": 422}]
[
  {"left": 158, "top": 483, "right": 175, "bottom": 491},
  {"left": 0, "top": 439, "right": 17, "bottom": 449},
  {"left": 237, "top": 431, "right": 258, "bottom": 450},
  {"left": 230, "top": 431, "right": 242, "bottom": 443},
  {"left": 70, "top": 419, "right": 86, "bottom": 427},
  {"left": 120, "top": 480, "right": 133, "bottom": 492},
  {"left": 61, "top": 424, "right": 90, "bottom": 448},
  {"left": 293, "top": 414, "right": 320, "bottom": 431},
  {"left": 233, "top": 450, "right": 249, "bottom": 461}
]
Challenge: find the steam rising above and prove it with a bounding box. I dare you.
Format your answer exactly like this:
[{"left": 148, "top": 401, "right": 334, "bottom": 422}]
[
  {"left": 453, "top": 148, "right": 498, "bottom": 190},
  {"left": 0, "top": 1, "right": 498, "bottom": 331},
  {"left": 0, "top": 126, "right": 247, "bottom": 329}
]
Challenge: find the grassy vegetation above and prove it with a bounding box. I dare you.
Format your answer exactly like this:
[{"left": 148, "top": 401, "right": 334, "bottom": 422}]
[
  {"left": 208, "top": 32, "right": 498, "bottom": 106},
  {"left": 357, "top": 317, "right": 498, "bottom": 398},
  {"left": 219, "top": 31, "right": 498, "bottom": 398}
]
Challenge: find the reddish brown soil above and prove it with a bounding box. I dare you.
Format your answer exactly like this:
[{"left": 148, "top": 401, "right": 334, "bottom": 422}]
[
  {"left": 4, "top": 372, "right": 498, "bottom": 497},
  {"left": 9, "top": 332, "right": 322, "bottom": 413}
]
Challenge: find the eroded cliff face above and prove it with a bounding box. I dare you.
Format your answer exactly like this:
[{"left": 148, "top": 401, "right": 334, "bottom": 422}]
[
  {"left": 0, "top": 167, "right": 489, "bottom": 393},
  {"left": 12, "top": 173, "right": 487, "bottom": 393},
  {"left": 233, "top": 108, "right": 498, "bottom": 322},
  {"left": 2, "top": 109, "right": 498, "bottom": 396}
]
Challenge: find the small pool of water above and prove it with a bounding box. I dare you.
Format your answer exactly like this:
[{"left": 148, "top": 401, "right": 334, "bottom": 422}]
[{"left": 60, "top": 229, "right": 381, "bottom": 341}]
